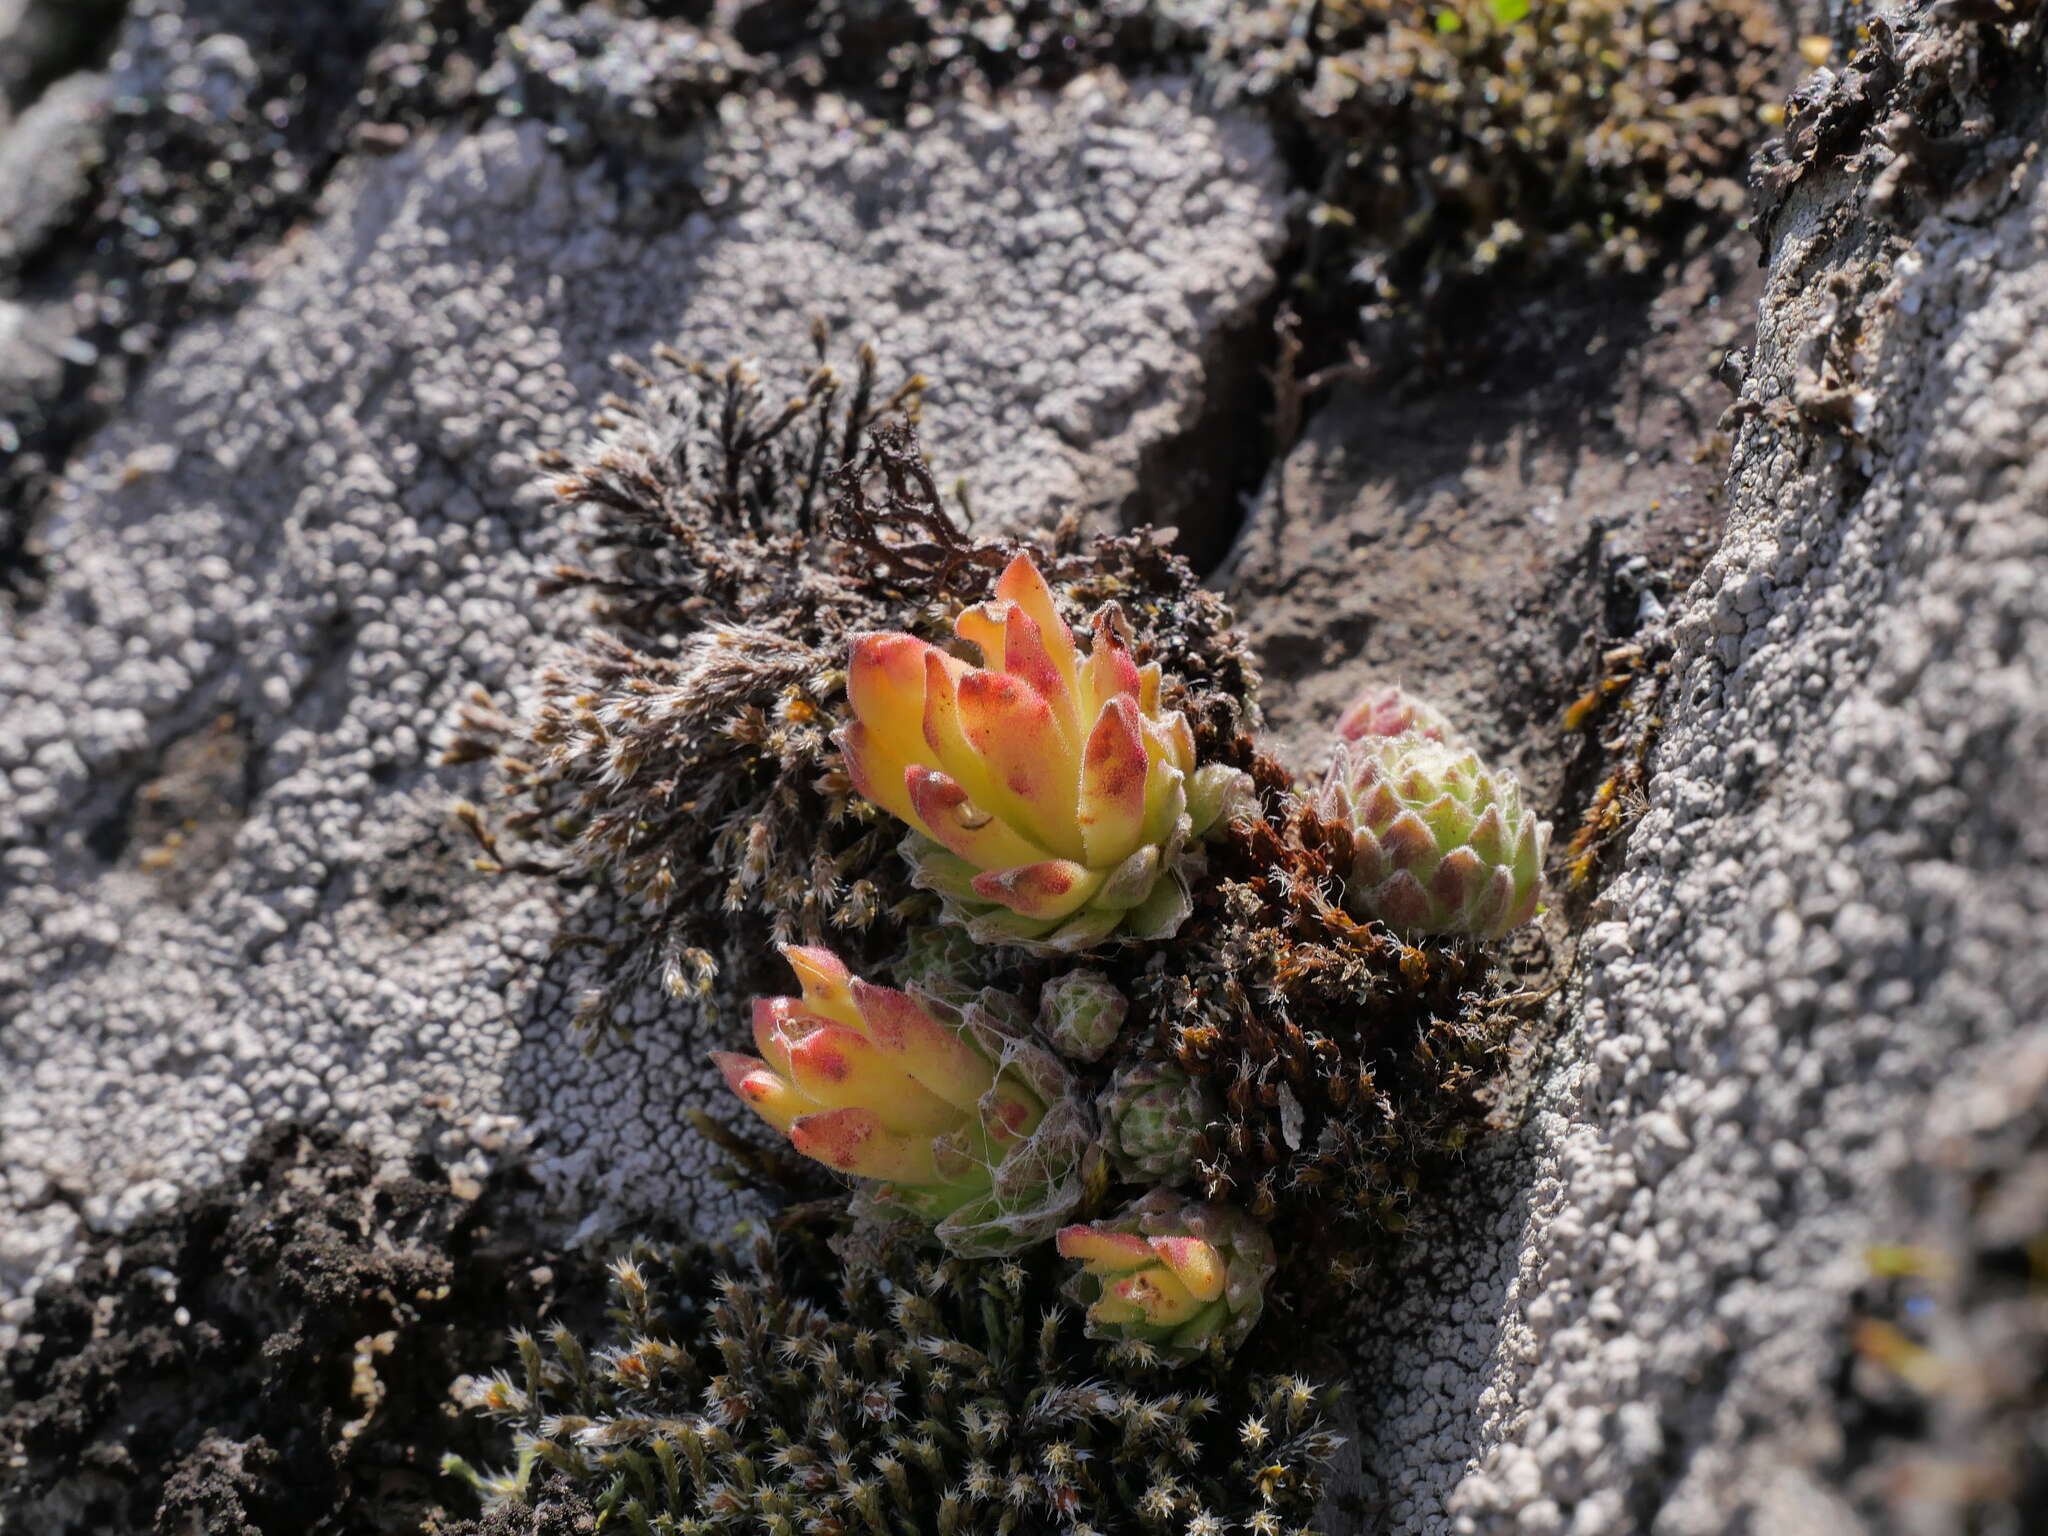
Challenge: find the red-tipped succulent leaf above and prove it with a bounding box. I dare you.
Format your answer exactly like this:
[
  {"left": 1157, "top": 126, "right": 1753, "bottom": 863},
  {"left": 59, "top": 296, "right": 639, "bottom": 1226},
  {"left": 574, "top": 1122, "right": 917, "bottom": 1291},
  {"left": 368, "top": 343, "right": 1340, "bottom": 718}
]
[
  {"left": 1056, "top": 1190, "right": 1275, "bottom": 1364},
  {"left": 836, "top": 552, "right": 1251, "bottom": 953},
  {"left": 713, "top": 946, "right": 1090, "bottom": 1257}
]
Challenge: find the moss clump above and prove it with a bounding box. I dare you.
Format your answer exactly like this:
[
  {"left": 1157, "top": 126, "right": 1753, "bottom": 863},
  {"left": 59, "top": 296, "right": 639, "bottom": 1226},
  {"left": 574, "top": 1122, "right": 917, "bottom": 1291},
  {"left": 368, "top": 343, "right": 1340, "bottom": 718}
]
[
  {"left": 1179, "top": 0, "right": 1780, "bottom": 339},
  {"left": 449, "top": 341, "right": 1265, "bottom": 1035},
  {"left": 447, "top": 1240, "right": 1344, "bottom": 1535},
  {"left": 446, "top": 335, "right": 939, "bottom": 1028},
  {"left": 1134, "top": 788, "right": 1507, "bottom": 1232},
  {"left": 0, "top": 1128, "right": 602, "bottom": 1536}
]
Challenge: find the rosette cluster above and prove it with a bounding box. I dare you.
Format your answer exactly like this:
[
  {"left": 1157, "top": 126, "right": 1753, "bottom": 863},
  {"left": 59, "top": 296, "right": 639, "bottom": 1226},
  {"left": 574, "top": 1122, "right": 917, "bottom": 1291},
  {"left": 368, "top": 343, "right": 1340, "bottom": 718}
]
[
  {"left": 715, "top": 946, "right": 1089, "bottom": 1257},
  {"left": 838, "top": 551, "right": 1248, "bottom": 953},
  {"left": 1318, "top": 728, "right": 1547, "bottom": 940},
  {"left": 1036, "top": 968, "right": 1129, "bottom": 1063},
  {"left": 1057, "top": 1191, "right": 1276, "bottom": 1363}
]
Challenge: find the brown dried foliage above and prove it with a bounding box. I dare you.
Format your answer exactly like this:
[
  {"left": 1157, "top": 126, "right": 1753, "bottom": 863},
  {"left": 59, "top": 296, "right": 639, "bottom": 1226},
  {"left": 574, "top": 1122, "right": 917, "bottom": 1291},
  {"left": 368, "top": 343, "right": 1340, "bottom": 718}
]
[
  {"left": 1128, "top": 770, "right": 1502, "bottom": 1237},
  {"left": 447, "top": 337, "right": 1267, "bottom": 1035},
  {"left": 448, "top": 331, "right": 1509, "bottom": 1263},
  {"left": 445, "top": 334, "right": 939, "bottom": 1026}
]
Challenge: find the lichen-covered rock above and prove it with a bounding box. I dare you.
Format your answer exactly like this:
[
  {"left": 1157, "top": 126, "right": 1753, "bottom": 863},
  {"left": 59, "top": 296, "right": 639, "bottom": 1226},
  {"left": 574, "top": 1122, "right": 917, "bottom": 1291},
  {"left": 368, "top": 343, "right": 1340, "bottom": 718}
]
[
  {"left": 1341, "top": 7, "right": 2048, "bottom": 1529},
  {"left": 0, "top": 71, "right": 1288, "bottom": 1338}
]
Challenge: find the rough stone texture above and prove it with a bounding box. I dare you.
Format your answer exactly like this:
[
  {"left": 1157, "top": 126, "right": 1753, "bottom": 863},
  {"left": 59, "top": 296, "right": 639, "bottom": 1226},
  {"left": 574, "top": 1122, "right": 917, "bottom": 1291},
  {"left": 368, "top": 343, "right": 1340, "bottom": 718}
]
[
  {"left": 0, "top": 1128, "right": 608, "bottom": 1536},
  {"left": 1225, "top": 237, "right": 1758, "bottom": 808},
  {"left": 1340, "top": 9, "right": 2048, "bottom": 1532},
  {"left": 0, "top": 77, "right": 1289, "bottom": 1337},
  {"left": 0, "top": 69, "right": 104, "bottom": 275},
  {"left": 7, "top": 1, "right": 2047, "bottom": 1530},
  {"left": 0, "top": 0, "right": 121, "bottom": 127},
  {"left": 0, "top": 298, "right": 78, "bottom": 447}
]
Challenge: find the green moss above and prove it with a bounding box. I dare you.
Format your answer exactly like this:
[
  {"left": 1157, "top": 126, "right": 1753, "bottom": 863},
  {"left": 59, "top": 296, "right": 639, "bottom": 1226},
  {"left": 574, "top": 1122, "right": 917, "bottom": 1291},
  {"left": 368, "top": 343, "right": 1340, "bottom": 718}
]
[
  {"left": 446, "top": 1240, "right": 1344, "bottom": 1535},
  {"left": 1180, "top": 0, "right": 1782, "bottom": 333}
]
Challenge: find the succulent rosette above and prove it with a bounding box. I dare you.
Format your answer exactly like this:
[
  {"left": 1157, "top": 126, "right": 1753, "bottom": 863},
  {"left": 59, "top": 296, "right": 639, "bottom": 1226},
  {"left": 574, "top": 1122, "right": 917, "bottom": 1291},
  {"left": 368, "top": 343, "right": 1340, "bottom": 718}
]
[
  {"left": 837, "top": 551, "right": 1251, "bottom": 954},
  {"left": 1036, "top": 969, "right": 1129, "bottom": 1064},
  {"left": 1335, "top": 682, "right": 1457, "bottom": 745},
  {"left": 1056, "top": 1191, "right": 1276, "bottom": 1363},
  {"left": 1318, "top": 732, "right": 1546, "bottom": 939},
  {"left": 1102, "top": 1061, "right": 1220, "bottom": 1182},
  {"left": 714, "top": 946, "right": 1090, "bottom": 1258},
  {"left": 894, "top": 923, "right": 988, "bottom": 1003}
]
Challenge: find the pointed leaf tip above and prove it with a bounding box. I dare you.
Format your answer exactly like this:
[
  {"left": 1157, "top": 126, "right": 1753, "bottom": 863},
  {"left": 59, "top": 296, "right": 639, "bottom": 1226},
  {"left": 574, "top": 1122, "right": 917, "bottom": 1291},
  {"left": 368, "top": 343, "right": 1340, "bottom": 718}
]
[
  {"left": 750, "top": 996, "right": 801, "bottom": 1073},
  {"left": 1080, "top": 606, "right": 1141, "bottom": 709},
  {"left": 971, "top": 859, "right": 1103, "bottom": 922},
  {"left": 995, "top": 548, "right": 1078, "bottom": 664},
  {"left": 849, "top": 978, "right": 994, "bottom": 1112},
  {"left": 1057, "top": 1225, "right": 1156, "bottom": 1272},
  {"left": 778, "top": 945, "right": 859, "bottom": 1025},
  {"left": 1148, "top": 1236, "right": 1227, "bottom": 1302},
  {"left": 1078, "top": 694, "right": 1148, "bottom": 867},
  {"left": 711, "top": 1052, "right": 805, "bottom": 1136}
]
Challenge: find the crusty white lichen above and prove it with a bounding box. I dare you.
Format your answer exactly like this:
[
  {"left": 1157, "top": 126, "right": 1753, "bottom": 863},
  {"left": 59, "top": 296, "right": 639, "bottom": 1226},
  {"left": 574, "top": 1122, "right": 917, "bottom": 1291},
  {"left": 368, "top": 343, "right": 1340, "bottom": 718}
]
[
  {"left": 1343, "top": 9, "right": 2048, "bottom": 1529},
  {"left": 0, "top": 80, "right": 1289, "bottom": 1340}
]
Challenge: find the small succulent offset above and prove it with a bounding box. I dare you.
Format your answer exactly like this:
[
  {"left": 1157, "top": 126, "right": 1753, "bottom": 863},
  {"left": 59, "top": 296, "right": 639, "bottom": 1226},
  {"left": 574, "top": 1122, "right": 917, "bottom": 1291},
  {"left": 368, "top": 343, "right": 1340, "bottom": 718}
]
[
  {"left": 1058, "top": 1191, "right": 1276, "bottom": 1365},
  {"left": 1335, "top": 682, "right": 1456, "bottom": 745},
  {"left": 1103, "top": 1060, "right": 1221, "bottom": 1183},
  {"left": 715, "top": 946, "right": 1091, "bottom": 1257},
  {"left": 1036, "top": 968, "right": 1129, "bottom": 1063},
  {"left": 838, "top": 550, "right": 1251, "bottom": 953},
  {"left": 1319, "top": 730, "right": 1547, "bottom": 941}
]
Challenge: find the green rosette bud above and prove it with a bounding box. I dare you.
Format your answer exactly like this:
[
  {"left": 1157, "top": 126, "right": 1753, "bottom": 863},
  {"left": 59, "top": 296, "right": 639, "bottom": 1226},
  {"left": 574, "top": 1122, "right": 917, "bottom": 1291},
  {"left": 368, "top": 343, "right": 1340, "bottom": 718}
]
[
  {"left": 1056, "top": 1190, "right": 1275, "bottom": 1364},
  {"left": 1037, "top": 969, "right": 1129, "bottom": 1063},
  {"left": 1316, "top": 732, "right": 1546, "bottom": 939},
  {"left": 895, "top": 922, "right": 989, "bottom": 1003},
  {"left": 1103, "top": 1061, "right": 1219, "bottom": 1182}
]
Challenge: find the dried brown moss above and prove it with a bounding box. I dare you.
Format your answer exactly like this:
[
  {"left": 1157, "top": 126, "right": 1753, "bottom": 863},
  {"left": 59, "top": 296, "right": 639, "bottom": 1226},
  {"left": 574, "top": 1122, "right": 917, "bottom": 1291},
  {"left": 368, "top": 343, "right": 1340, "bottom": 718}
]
[
  {"left": 447, "top": 340, "right": 1264, "bottom": 1033},
  {"left": 1138, "top": 794, "right": 1505, "bottom": 1234},
  {"left": 446, "top": 338, "right": 934, "bottom": 1026}
]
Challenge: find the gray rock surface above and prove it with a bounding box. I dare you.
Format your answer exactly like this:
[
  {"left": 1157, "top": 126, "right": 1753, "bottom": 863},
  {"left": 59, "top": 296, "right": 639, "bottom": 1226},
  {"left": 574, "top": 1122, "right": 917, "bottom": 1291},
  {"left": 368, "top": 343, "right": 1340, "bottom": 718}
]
[
  {"left": 5, "top": 0, "right": 2045, "bottom": 1526},
  {"left": 0, "top": 76, "right": 1289, "bottom": 1336},
  {"left": 1343, "top": 10, "right": 2048, "bottom": 1532},
  {"left": 0, "top": 0, "right": 120, "bottom": 126},
  {"left": 0, "top": 298, "right": 78, "bottom": 451},
  {"left": 0, "top": 69, "right": 104, "bottom": 274}
]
